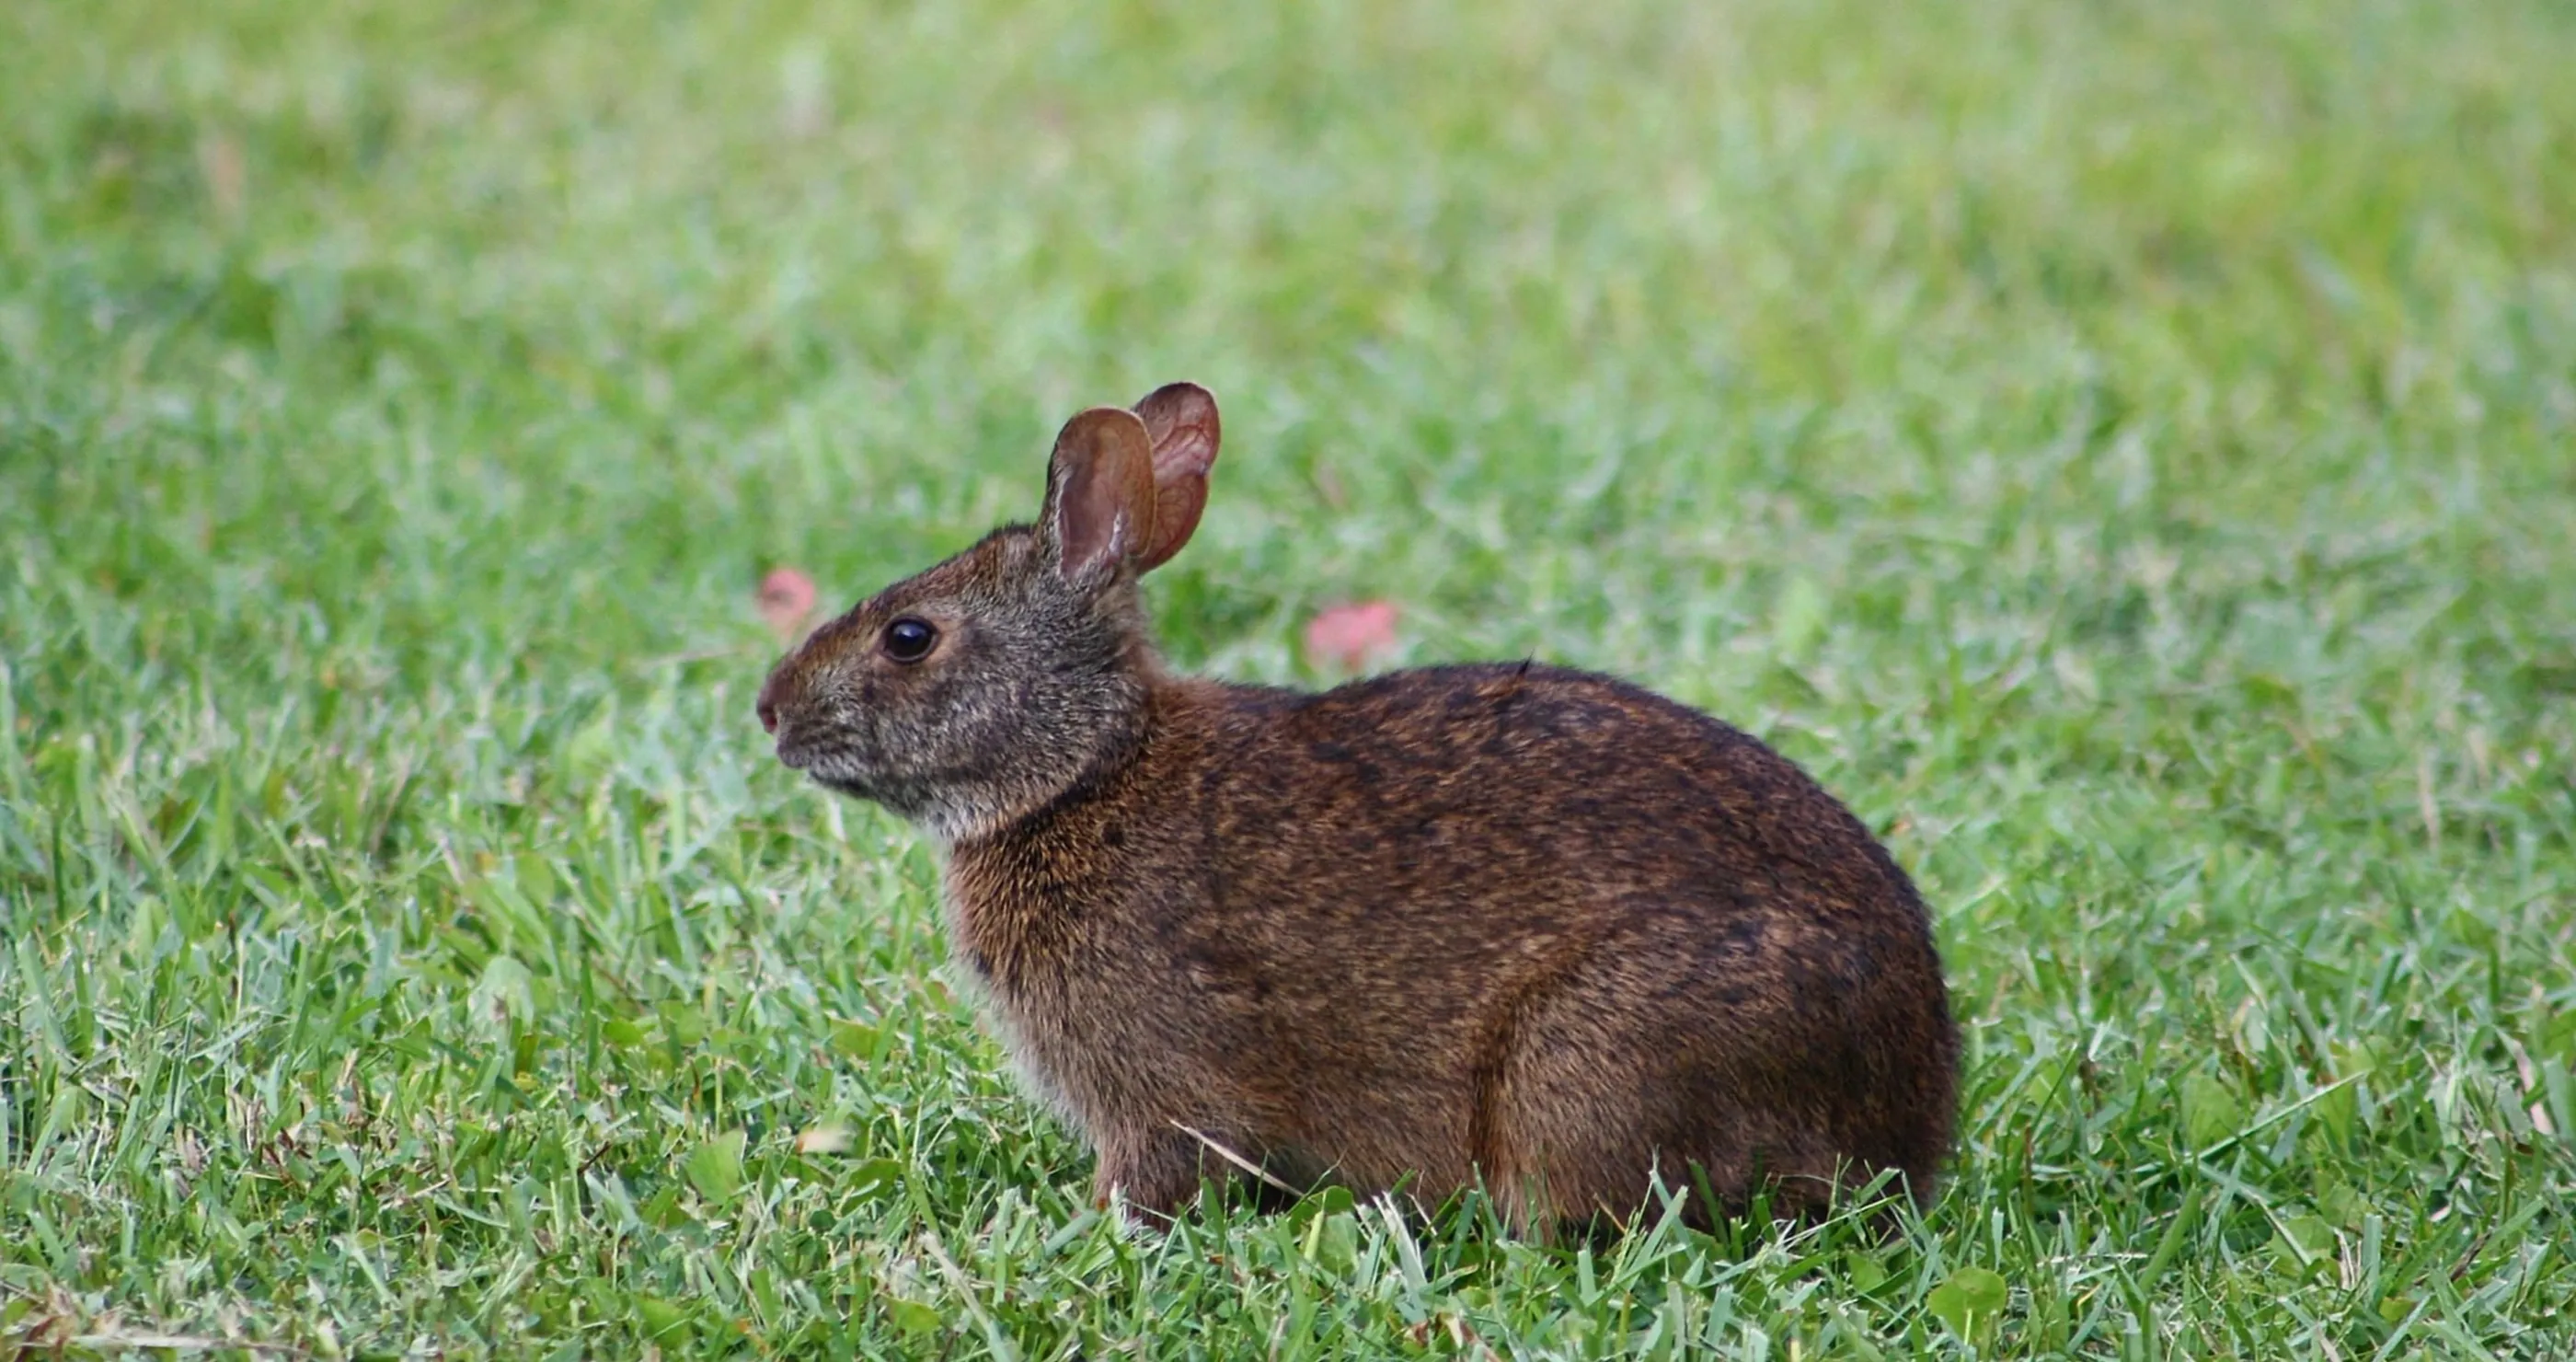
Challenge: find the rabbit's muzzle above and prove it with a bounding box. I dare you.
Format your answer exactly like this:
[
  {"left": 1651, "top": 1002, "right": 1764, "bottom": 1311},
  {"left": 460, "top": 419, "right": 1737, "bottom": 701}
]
[{"left": 755, "top": 664, "right": 823, "bottom": 770}]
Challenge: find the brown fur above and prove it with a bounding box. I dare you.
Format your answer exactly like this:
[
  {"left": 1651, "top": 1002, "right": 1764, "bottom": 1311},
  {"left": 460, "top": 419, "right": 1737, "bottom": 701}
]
[{"left": 756, "top": 384, "right": 1958, "bottom": 1237}]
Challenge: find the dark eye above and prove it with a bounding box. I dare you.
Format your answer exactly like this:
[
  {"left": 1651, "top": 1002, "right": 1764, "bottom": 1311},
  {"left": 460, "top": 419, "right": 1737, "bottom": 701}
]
[{"left": 882, "top": 618, "right": 937, "bottom": 663}]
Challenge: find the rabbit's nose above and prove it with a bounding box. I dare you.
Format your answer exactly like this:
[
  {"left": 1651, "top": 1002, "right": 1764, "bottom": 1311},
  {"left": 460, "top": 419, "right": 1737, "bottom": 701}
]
[{"left": 755, "top": 675, "right": 785, "bottom": 734}]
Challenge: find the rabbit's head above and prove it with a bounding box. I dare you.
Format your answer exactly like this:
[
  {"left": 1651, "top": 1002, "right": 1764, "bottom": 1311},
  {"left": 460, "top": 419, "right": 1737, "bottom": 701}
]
[{"left": 756, "top": 384, "right": 1220, "bottom": 840}]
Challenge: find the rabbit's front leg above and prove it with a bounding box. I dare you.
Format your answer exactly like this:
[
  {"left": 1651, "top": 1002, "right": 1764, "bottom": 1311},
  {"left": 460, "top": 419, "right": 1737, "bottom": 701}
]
[{"left": 1089, "top": 1125, "right": 1203, "bottom": 1223}]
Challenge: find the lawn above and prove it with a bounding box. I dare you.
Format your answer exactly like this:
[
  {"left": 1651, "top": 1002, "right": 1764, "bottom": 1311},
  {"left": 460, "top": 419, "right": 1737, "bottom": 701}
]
[{"left": 4, "top": 0, "right": 2574, "bottom": 1355}]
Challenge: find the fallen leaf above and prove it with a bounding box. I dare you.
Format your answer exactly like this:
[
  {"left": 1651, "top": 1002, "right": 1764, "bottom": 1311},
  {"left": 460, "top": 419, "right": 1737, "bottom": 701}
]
[
  {"left": 686, "top": 1130, "right": 747, "bottom": 1204},
  {"left": 2179, "top": 1069, "right": 2246, "bottom": 1148},
  {"left": 1773, "top": 575, "right": 1830, "bottom": 661},
  {"left": 1311, "top": 462, "right": 1348, "bottom": 510},
  {"left": 197, "top": 132, "right": 246, "bottom": 224},
  {"left": 1926, "top": 1265, "right": 2009, "bottom": 1345},
  {"left": 829, "top": 1017, "right": 880, "bottom": 1059},
  {"left": 638, "top": 1295, "right": 692, "bottom": 1341},
  {"left": 1304, "top": 599, "right": 1399, "bottom": 675},
  {"left": 757, "top": 567, "right": 818, "bottom": 643},
  {"left": 845, "top": 1157, "right": 905, "bottom": 1191},
  {"left": 468, "top": 954, "right": 537, "bottom": 1030},
  {"left": 779, "top": 44, "right": 831, "bottom": 138},
  {"left": 794, "top": 1125, "right": 851, "bottom": 1154}
]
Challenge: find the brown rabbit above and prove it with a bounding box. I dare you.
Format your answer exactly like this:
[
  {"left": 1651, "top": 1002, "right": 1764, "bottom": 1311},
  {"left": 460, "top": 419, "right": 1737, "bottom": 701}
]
[{"left": 756, "top": 384, "right": 1958, "bottom": 1237}]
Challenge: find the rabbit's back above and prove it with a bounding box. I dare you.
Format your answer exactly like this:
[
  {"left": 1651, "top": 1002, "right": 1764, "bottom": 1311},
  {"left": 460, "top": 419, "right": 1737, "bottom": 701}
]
[{"left": 950, "top": 661, "right": 1956, "bottom": 1226}]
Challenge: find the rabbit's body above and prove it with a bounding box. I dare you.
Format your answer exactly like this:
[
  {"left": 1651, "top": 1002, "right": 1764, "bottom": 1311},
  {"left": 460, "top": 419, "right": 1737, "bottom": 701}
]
[
  {"left": 950, "top": 663, "right": 1952, "bottom": 1229},
  {"left": 759, "top": 385, "right": 1957, "bottom": 1234}
]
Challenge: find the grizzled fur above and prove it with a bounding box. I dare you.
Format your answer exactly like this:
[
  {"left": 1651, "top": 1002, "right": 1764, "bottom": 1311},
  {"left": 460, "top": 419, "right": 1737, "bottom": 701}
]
[{"left": 757, "top": 384, "right": 1959, "bottom": 1237}]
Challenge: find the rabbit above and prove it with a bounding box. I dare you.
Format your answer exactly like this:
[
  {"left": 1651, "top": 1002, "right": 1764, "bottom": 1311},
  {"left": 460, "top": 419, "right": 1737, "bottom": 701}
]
[{"left": 755, "top": 382, "right": 1959, "bottom": 1238}]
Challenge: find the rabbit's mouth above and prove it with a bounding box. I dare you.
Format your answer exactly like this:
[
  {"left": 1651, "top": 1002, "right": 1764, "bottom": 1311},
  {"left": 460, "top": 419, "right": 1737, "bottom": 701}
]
[
  {"left": 776, "top": 736, "right": 882, "bottom": 801},
  {"left": 776, "top": 734, "right": 830, "bottom": 776},
  {"left": 790, "top": 751, "right": 876, "bottom": 801},
  {"left": 770, "top": 712, "right": 906, "bottom": 806}
]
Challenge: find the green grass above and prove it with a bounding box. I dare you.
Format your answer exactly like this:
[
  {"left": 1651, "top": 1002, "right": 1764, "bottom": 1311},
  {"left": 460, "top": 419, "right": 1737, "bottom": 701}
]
[{"left": 5, "top": 0, "right": 2574, "bottom": 1355}]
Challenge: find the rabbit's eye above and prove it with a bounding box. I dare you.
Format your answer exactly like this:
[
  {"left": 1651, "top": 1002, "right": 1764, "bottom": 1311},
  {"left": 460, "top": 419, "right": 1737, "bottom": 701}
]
[{"left": 882, "top": 618, "right": 938, "bottom": 663}]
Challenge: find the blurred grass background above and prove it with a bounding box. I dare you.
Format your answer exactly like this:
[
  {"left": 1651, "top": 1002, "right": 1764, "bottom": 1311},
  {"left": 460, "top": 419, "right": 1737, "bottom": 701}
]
[{"left": 3, "top": 0, "right": 2573, "bottom": 1356}]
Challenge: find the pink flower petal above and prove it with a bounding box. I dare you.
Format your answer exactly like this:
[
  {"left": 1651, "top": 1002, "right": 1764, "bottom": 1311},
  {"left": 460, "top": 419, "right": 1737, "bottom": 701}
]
[
  {"left": 757, "top": 567, "right": 819, "bottom": 643},
  {"left": 1304, "top": 599, "right": 1400, "bottom": 674}
]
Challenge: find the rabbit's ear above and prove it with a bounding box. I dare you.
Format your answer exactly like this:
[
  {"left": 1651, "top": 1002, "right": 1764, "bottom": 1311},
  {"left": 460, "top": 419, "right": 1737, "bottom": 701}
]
[
  {"left": 1043, "top": 406, "right": 1158, "bottom": 587},
  {"left": 1131, "top": 382, "right": 1220, "bottom": 572}
]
